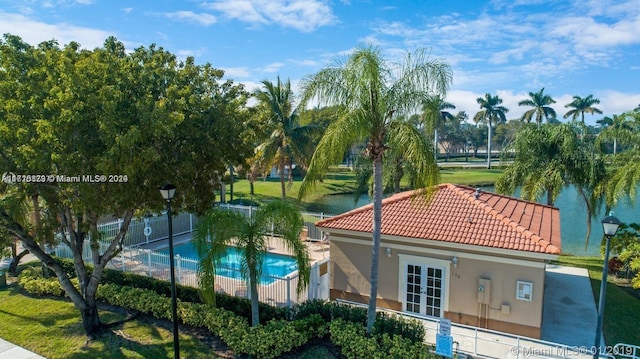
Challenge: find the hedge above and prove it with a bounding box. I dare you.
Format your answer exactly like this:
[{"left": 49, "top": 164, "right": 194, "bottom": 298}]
[{"left": 18, "top": 261, "right": 434, "bottom": 359}]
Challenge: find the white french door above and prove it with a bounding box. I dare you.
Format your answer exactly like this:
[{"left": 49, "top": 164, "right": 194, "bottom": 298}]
[{"left": 404, "top": 262, "right": 445, "bottom": 317}]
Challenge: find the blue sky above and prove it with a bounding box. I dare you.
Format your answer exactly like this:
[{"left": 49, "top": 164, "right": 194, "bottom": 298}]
[{"left": 1, "top": 0, "right": 639, "bottom": 125}]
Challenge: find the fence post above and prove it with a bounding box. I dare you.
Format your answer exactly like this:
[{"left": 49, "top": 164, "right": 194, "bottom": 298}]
[
  {"left": 147, "top": 249, "right": 152, "bottom": 277},
  {"left": 286, "top": 276, "right": 292, "bottom": 308},
  {"left": 176, "top": 255, "right": 181, "bottom": 284},
  {"left": 121, "top": 249, "right": 126, "bottom": 272}
]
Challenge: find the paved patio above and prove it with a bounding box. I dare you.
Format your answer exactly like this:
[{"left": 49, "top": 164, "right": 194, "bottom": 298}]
[{"left": 541, "top": 264, "right": 602, "bottom": 348}]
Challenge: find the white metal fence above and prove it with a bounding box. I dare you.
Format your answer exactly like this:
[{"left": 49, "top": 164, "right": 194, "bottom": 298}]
[
  {"left": 336, "top": 299, "right": 619, "bottom": 359},
  {"left": 54, "top": 205, "right": 333, "bottom": 307}
]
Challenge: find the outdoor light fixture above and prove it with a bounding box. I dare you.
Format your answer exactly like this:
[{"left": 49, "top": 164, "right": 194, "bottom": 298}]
[
  {"left": 452, "top": 256, "right": 458, "bottom": 268},
  {"left": 593, "top": 213, "right": 621, "bottom": 359},
  {"left": 386, "top": 247, "right": 392, "bottom": 258},
  {"left": 159, "top": 183, "right": 180, "bottom": 359}
]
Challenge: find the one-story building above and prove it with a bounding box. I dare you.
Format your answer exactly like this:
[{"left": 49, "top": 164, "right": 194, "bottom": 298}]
[{"left": 315, "top": 183, "right": 561, "bottom": 339}]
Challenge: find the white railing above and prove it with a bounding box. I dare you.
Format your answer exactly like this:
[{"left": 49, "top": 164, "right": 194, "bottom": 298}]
[
  {"left": 97, "top": 212, "right": 196, "bottom": 247},
  {"left": 335, "top": 299, "right": 613, "bottom": 359},
  {"left": 54, "top": 234, "right": 331, "bottom": 308}
]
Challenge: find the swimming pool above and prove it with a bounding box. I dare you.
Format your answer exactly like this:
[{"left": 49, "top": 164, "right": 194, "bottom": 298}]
[{"left": 160, "top": 241, "right": 298, "bottom": 285}]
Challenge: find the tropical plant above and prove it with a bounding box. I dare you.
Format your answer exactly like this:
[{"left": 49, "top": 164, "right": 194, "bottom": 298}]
[
  {"left": 298, "top": 46, "right": 451, "bottom": 334},
  {"left": 596, "top": 114, "right": 636, "bottom": 156},
  {"left": 473, "top": 93, "right": 509, "bottom": 169},
  {"left": 0, "top": 35, "right": 250, "bottom": 335},
  {"left": 193, "top": 200, "right": 311, "bottom": 326},
  {"left": 422, "top": 95, "right": 455, "bottom": 160},
  {"left": 563, "top": 94, "right": 602, "bottom": 123},
  {"left": 253, "top": 77, "right": 317, "bottom": 198},
  {"left": 518, "top": 87, "right": 557, "bottom": 124},
  {"left": 601, "top": 111, "right": 640, "bottom": 207},
  {"left": 496, "top": 123, "right": 607, "bottom": 248}
]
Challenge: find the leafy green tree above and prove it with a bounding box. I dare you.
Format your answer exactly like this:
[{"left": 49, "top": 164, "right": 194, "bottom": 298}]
[
  {"left": 0, "top": 35, "right": 250, "bottom": 335},
  {"left": 496, "top": 123, "right": 606, "bottom": 248},
  {"left": 253, "top": 77, "right": 317, "bottom": 198},
  {"left": 496, "top": 123, "right": 585, "bottom": 205},
  {"left": 298, "top": 46, "right": 451, "bottom": 334},
  {"left": 563, "top": 94, "right": 602, "bottom": 123},
  {"left": 518, "top": 87, "right": 556, "bottom": 124},
  {"left": 422, "top": 95, "right": 455, "bottom": 160},
  {"left": 601, "top": 111, "right": 640, "bottom": 207},
  {"left": 608, "top": 223, "right": 640, "bottom": 288},
  {"left": 596, "top": 114, "right": 635, "bottom": 156},
  {"left": 193, "top": 200, "right": 310, "bottom": 326},
  {"left": 473, "top": 93, "right": 509, "bottom": 169}
]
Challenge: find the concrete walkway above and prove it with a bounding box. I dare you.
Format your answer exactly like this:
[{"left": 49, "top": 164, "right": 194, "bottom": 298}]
[{"left": 541, "top": 264, "right": 602, "bottom": 348}]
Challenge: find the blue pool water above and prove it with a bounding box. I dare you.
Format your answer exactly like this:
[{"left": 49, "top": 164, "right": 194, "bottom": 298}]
[{"left": 160, "top": 242, "right": 298, "bottom": 284}]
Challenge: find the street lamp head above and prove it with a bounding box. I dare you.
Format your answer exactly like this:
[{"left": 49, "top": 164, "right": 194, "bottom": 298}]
[
  {"left": 159, "top": 183, "right": 177, "bottom": 201},
  {"left": 601, "top": 215, "right": 621, "bottom": 237}
]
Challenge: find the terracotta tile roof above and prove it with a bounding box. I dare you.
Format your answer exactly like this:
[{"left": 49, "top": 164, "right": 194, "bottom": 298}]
[{"left": 316, "top": 184, "right": 561, "bottom": 255}]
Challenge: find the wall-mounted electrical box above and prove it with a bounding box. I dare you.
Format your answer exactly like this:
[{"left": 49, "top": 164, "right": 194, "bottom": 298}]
[{"left": 477, "top": 278, "right": 491, "bottom": 304}]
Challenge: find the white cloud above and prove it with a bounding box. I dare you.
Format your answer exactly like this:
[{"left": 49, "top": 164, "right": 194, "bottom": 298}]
[
  {"left": 122, "top": 7, "right": 133, "bottom": 14},
  {"left": 163, "top": 11, "right": 217, "bottom": 26},
  {"left": 202, "top": 0, "right": 336, "bottom": 32},
  {"left": 0, "top": 11, "right": 114, "bottom": 48},
  {"left": 260, "top": 62, "right": 285, "bottom": 73},
  {"left": 222, "top": 66, "right": 251, "bottom": 78}
]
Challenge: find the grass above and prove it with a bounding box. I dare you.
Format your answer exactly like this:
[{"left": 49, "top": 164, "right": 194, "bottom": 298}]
[
  {"left": 0, "top": 283, "right": 219, "bottom": 359},
  {"left": 554, "top": 255, "right": 640, "bottom": 346},
  {"left": 226, "top": 167, "right": 503, "bottom": 211}
]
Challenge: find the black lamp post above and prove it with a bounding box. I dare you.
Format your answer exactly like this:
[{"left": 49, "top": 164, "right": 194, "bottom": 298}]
[
  {"left": 593, "top": 214, "right": 621, "bottom": 359},
  {"left": 159, "top": 183, "right": 179, "bottom": 359}
]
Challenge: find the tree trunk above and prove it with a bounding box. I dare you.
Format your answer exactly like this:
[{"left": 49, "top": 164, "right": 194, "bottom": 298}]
[
  {"left": 487, "top": 121, "right": 492, "bottom": 169},
  {"left": 279, "top": 152, "right": 286, "bottom": 199},
  {"left": 8, "top": 247, "right": 28, "bottom": 276},
  {"left": 366, "top": 155, "right": 384, "bottom": 335},
  {"left": 249, "top": 272, "right": 260, "bottom": 326},
  {"left": 229, "top": 165, "right": 234, "bottom": 202},
  {"left": 434, "top": 129, "right": 439, "bottom": 161},
  {"left": 249, "top": 181, "right": 255, "bottom": 196},
  {"left": 80, "top": 299, "right": 103, "bottom": 335}
]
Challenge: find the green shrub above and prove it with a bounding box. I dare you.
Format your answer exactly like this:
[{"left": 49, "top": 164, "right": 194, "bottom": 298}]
[
  {"left": 329, "top": 319, "right": 434, "bottom": 359},
  {"left": 374, "top": 311, "right": 425, "bottom": 344}
]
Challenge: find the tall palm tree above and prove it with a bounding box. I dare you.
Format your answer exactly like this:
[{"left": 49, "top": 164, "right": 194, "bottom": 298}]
[
  {"left": 253, "top": 77, "right": 316, "bottom": 199},
  {"left": 473, "top": 93, "right": 508, "bottom": 169},
  {"left": 422, "top": 95, "right": 455, "bottom": 160},
  {"left": 497, "top": 123, "right": 606, "bottom": 248},
  {"left": 298, "top": 46, "right": 451, "bottom": 334},
  {"left": 563, "top": 94, "right": 602, "bottom": 123},
  {"left": 193, "top": 200, "right": 311, "bottom": 326},
  {"left": 597, "top": 114, "right": 635, "bottom": 156},
  {"left": 518, "top": 87, "right": 556, "bottom": 124}
]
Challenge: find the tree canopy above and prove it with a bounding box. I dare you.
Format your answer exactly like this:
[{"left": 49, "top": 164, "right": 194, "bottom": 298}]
[{"left": 0, "top": 34, "right": 251, "bottom": 334}]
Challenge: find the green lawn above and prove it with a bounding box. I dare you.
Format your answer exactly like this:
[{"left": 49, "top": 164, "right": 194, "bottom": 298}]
[
  {"left": 226, "top": 168, "right": 503, "bottom": 211},
  {"left": 0, "top": 284, "right": 218, "bottom": 359},
  {"left": 554, "top": 256, "right": 640, "bottom": 346}
]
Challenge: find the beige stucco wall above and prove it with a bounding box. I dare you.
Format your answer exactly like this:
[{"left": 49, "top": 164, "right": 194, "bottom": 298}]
[{"left": 329, "top": 232, "right": 547, "bottom": 336}]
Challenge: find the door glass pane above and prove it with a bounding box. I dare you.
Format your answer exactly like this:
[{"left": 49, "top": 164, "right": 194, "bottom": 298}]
[{"left": 405, "top": 264, "right": 422, "bottom": 314}]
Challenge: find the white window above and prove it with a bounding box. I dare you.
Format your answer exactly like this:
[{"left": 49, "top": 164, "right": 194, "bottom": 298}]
[{"left": 516, "top": 281, "right": 533, "bottom": 301}]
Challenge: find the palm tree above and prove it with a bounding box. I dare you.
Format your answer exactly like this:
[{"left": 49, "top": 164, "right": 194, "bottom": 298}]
[
  {"left": 496, "top": 123, "right": 606, "bottom": 249},
  {"left": 422, "top": 95, "right": 455, "bottom": 160},
  {"left": 193, "top": 200, "right": 311, "bottom": 326},
  {"left": 518, "top": 87, "right": 556, "bottom": 124},
  {"left": 473, "top": 93, "right": 508, "bottom": 169},
  {"left": 597, "top": 114, "right": 635, "bottom": 156},
  {"left": 253, "top": 77, "right": 316, "bottom": 199},
  {"left": 563, "top": 94, "right": 602, "bottom": 123},
  {"left": 298, "top": 46, "right": 451, "bottom": 334}
]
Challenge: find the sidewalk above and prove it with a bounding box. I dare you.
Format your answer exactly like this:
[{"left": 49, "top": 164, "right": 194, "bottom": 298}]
[{"left": 0, "top": 338, "right": 45, "bottom": 359}]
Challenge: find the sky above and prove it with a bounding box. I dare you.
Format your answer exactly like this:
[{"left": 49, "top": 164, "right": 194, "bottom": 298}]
[{"left": 1, "top": 0, "right": 639, "bottom": 125}]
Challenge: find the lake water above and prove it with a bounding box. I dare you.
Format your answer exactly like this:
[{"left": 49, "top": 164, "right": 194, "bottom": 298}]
[{"left": 310, "top": 186, "right": 640, "bottom": 257}]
